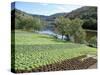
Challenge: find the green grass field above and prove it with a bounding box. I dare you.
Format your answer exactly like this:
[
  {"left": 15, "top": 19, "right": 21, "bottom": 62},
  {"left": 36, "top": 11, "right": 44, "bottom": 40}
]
[{"left": 12, "top": 30, "right": 97, "bottom": 71}]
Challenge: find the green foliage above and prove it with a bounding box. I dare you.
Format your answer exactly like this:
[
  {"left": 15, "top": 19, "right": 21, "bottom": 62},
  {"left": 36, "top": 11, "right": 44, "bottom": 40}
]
[
  {"left": 88, "top": 36, "right": 97, "bottom": 48},
  {"left": 18, "top": 16, "right": 44, "bottom": 31},
  {"left": 67, "top": 7, "right": 97, "bottom": 20},
  {"left": 74, "top": 28, "right": 86, "bottom": 43},
  {"left": 15, "top": 18, "right": 20, "bottom": 29},
  {"left": 54, "top": 16, "right": 67, "bottom": 39},
  {"left": 55, "top": 17, "right": 85, "bottom": 43},
  {"left": 83, "top": 18, "right": 97, "bottom": 30},
  {"left": 70, "top": 18, "right": 86, "bottom": 43},
  {"left": 66, "top": 6, "right": 97, "bottom": 30},
  {"left": 13, "top": 9, "right": 46, "bottom": 31},
  {"left": 69, "top": 18, "right": 83, "bottom": 35}
]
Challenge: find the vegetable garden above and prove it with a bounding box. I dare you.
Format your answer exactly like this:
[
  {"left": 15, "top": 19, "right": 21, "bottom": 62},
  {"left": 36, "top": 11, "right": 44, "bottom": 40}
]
[{"left": 11, "top": 30, "right": 97, "bottom": 73}]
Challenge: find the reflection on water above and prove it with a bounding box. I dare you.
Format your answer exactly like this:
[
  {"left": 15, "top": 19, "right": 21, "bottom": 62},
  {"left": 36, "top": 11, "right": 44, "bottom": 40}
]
[{"left": 38, "top": 30, "right": 66, "bottom": 39}]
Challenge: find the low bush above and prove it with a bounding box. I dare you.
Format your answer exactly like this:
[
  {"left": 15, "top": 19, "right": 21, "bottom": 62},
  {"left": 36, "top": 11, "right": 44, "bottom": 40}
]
[{"left": 88, "top": 36, "right": 97, "bottom": 48}]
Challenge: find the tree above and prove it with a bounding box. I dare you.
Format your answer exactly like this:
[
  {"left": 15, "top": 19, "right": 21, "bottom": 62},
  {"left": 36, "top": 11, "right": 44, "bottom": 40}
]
[
  {"left": 14, "top": 9, "right": 46, "bottom": 31},
  {"left": 88, "top": 36, "right": 97, "bottom": 48},
  {"left": 82, "top": 18, "right": 97, "bottom": 30},
  {"left": 23, "top": 17, "right": 41, "bottom": 31},
  {"left": 55, "top": 17, "right": 86, "bottom": 43},
  {"left": 15, "top": 18, "right": 20, "bottom": 29},
  {"left": 31, "top": 17, "right": 46, "bottom": 31},
  {"left": 17, "top": 16, "right": 45, "bottom": 31},
  {"left": 54, "top": 16, "right": 71, "bottom": 40},
  {"left": 69, "top": 18, "right": 85, "bottom": 43},
  {"left": 73, "top": 28, "right": 86, "bottom": 43}
]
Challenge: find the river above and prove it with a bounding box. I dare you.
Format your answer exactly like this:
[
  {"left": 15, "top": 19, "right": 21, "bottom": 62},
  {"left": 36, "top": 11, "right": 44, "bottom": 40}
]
[{"left": 38, "top": 30, "right": 66, "bottom": 40}]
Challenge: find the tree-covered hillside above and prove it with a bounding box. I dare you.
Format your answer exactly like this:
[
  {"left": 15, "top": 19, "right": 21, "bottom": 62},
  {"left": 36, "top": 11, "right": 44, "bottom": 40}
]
[{"left": 65, "top": 6, "right": 97, "bottom": 30}]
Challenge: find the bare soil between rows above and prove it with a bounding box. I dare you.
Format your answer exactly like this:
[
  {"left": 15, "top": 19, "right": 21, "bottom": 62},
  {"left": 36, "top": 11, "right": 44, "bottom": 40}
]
[{"left": 12, "top": 55, "right": 97, "bottom": 73}]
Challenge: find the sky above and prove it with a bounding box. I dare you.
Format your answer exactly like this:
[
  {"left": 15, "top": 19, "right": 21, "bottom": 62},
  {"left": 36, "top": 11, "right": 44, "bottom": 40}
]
[{"left": 12, "top": 2, "right": 83, "bottom": 16}]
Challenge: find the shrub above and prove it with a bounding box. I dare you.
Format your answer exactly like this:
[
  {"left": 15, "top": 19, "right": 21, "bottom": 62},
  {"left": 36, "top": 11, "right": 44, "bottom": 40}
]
[{"left": 88, "top": 36, "right": 97, "bottom": 48}]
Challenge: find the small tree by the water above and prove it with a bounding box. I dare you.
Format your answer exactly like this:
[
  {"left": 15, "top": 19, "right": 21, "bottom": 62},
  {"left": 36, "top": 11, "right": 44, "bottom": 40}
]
[
  {"left": 69, "top": 18, "right": 86, "bottom": 43},
  {"left": 54, "top": 16, "right": 67, "bottom": 40},
  {"left": 55, "top": 17, "right": 86, "bottom": 43}
]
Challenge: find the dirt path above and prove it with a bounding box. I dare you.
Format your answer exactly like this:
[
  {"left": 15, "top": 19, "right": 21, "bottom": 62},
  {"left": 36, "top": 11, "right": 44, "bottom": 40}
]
[
  {"left": 87, "top": 54, "right": 97, "bottom": 69},
  {"left": 88, "top": 63, "right": 97, "bottom": 69}
]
